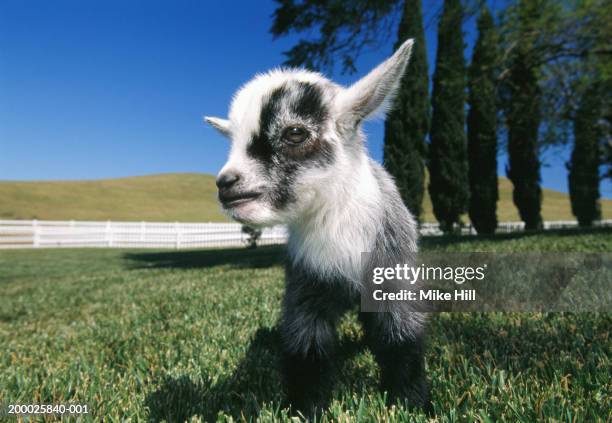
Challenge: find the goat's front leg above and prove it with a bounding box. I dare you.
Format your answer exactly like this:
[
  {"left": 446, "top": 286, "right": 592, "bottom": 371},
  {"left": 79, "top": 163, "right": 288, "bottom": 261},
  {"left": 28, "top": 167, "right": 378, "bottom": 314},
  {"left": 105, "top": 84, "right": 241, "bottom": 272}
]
[
  {"left": 279, "top": 276, "right": 348, "bottom": 416},
  {"left": 360, "top": 311, "right": 432, "bottom": 413}
]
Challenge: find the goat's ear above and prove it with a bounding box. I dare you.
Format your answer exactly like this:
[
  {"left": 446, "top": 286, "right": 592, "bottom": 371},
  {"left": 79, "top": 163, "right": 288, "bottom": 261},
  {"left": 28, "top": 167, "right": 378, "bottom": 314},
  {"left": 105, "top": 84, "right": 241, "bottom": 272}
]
[
  {"left": 204, "top": 116, "right": 231, "bottom": 138},
  {"left": 336, "top": 39, "right": 414, "bottom": 127}
]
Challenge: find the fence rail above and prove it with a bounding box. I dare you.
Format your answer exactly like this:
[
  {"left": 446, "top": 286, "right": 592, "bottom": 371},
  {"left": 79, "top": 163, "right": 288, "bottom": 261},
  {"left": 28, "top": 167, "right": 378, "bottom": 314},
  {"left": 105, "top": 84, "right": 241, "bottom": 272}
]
[
  {"left": 0, "top": 219, "right": 610, "bottom": 249},
  {"left": 420, "top": 219, "right": 612, "bottom": 236},
  {"left": 0, "top": 220, "right": 287, "bottom": 249}
]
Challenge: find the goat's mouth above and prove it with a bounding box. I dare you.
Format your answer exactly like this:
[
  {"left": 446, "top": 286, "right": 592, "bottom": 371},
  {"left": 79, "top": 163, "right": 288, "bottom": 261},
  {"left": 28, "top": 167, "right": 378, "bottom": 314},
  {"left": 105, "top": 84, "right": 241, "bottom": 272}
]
[{"left": 219, "top": 191, "right": 262, "bottom": 208}]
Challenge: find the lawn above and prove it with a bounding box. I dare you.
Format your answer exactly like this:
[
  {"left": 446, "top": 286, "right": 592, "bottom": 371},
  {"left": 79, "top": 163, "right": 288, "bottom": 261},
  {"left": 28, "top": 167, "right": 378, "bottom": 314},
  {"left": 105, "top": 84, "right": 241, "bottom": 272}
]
[{"left": 0, "top": 228, "right": 610, "bottom": 422}]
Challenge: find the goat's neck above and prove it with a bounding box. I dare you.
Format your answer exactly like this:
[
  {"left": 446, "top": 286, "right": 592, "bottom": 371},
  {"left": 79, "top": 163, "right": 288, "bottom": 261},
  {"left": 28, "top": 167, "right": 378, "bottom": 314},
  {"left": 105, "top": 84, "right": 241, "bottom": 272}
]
[{"left": 287, "top": 156, "right": 383, "bottom": 282}]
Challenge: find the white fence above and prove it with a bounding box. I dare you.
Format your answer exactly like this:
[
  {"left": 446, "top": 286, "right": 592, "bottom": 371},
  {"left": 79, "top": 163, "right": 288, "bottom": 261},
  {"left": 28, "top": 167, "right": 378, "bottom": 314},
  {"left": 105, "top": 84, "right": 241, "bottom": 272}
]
[
  {"left": 0, "top": 220, "right": 287, "bottom": 249},
  {"left": 420, "top": 219, "right": 612, "bottom": 236},
  {"left": 0, "top": 219, "right": 610, "bottom": 250}
]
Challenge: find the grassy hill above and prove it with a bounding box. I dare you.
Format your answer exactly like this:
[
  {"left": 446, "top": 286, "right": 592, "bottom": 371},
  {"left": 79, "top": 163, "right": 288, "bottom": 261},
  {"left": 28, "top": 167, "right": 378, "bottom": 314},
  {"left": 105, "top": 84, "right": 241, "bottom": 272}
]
[
  {"left": 0, "top": 173, "right": 227, "bottom": 222},
  {"left": 0, "top": 172, "right": 610, "bottom": 222}
]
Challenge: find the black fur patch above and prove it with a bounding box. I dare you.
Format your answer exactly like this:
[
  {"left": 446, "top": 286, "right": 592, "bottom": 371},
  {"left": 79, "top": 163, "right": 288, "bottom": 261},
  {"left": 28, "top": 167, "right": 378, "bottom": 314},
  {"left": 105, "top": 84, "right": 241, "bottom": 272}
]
[
  {"left": 247, "top": 85, "right": 287, "bottom": 166},
  {"left": 271, "top": 164, "right": 299, "bottom": 209},
  {"left": 292, "top": 81, "right": 328, "bottom": 124}
]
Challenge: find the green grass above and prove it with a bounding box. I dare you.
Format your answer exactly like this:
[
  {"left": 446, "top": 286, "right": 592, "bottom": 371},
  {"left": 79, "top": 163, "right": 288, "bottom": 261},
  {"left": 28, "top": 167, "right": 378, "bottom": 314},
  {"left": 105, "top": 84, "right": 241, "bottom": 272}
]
[
  {"left": 0, "top": 229, "right": 611, "bottom": 422},
  {"left": 1, "top": 173, "right": 611, "bottom": 222}
]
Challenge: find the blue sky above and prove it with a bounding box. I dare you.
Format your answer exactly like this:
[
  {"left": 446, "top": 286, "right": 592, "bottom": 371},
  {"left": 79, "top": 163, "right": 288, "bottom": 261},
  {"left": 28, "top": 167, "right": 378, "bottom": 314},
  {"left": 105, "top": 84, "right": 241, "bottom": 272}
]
[{"left": 1, "top": 0, "right": 610, "bottom": 198}]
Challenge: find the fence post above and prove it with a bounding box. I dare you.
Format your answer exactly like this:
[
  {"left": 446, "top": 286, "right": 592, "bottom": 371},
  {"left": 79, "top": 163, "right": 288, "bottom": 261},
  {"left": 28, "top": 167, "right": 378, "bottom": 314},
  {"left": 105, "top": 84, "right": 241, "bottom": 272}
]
[
  {"left": 106, "top": 221, "right": 113, "bottom": 247},
  {"left": 140, "top": 221, "right": 145, "bottom": 242},
  {"left": 175, "top": 222, "right": 181, "bottom": 249},
  {"left": 33, "top": 219, "right": 40, "bottom": 247}
]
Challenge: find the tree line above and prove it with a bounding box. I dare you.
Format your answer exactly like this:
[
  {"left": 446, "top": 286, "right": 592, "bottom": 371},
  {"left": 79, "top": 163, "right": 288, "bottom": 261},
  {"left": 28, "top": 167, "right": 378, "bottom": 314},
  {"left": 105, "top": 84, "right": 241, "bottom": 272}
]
[{"left": 271, "top": 0, "right": 611, "bottom": 233}]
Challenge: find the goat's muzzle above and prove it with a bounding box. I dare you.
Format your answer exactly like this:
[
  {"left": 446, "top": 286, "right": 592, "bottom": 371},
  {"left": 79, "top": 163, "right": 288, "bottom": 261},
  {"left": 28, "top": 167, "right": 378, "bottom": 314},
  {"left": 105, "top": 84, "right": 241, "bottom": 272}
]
[{"left": 218, "top": 190, "right": 262, "bottom": 208}]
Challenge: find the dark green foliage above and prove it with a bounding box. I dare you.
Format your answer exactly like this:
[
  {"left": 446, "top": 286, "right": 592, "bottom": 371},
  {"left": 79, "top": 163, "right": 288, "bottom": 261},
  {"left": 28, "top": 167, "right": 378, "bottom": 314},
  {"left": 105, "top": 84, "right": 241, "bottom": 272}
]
[
  {"left": 505, "top": 61, "right": 543, "bottom": 230},
  {"left": 467, "top": 6, "right": 498, "bottom": 234},
  {"left": 502, "top": 1, "right": 544, "bottom": 231},
  {"left": 383, "top": 0, "right": 429, "bottom": 220},
  {"left": 271, "top": 0, "right": 401, "bottom": 73},
  {"left": 568, "top": 85, "right": 602, "bottom": 226},
  {"left": 498, "top": 0, "right": 612, "bottom": 152},
  {"left": 428, "top": 0, "right": 468, "bottom": 233},
  {"left": 497, "top": 0, "right": 612, "bottom": 227},
  {"left": 505, "top": 49, "right": 543, "bottom": 230}
]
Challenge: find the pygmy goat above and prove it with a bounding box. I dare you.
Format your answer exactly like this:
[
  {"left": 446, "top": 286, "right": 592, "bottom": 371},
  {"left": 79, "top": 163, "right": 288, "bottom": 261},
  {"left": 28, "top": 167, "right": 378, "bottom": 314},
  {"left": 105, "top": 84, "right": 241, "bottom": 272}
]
[{"left": 205, "top": 39, "right": 430, "bottom": 414}]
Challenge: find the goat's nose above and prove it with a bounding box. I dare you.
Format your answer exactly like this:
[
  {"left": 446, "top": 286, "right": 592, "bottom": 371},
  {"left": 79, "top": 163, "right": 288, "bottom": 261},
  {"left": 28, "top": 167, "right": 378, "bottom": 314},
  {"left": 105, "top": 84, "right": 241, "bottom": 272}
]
[{"left": 216, "top": 171, "right": 240, "bottom": 189}]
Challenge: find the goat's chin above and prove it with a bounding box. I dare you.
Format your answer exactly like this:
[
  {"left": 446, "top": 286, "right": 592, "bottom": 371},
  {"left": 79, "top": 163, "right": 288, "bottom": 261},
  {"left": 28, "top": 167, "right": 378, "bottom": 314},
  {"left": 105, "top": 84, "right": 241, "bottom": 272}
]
[{"left": 223, "top": 200, "right": 281, "bottom": 228}]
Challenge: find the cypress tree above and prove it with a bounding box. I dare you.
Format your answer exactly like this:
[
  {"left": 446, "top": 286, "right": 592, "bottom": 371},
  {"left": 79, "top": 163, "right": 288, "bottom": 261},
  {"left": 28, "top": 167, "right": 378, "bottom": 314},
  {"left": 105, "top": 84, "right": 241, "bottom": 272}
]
[
  {"left": 383, "top": 0, "right": 429, "bottom": 221},
  {"left": 504, "top": 3, "right": 543, "bottom": 230},
  {"left": 467, "top": 6, "right": 498, "bottom": 234},
  {"left": 568, "top": 84, "right": 601, "bottom": 226},
  {"left": 429, "top": 0, "right": 468, "bottom": 233},
  {"left": 505, "top": 51, "right": 542, "bottom": 230}
]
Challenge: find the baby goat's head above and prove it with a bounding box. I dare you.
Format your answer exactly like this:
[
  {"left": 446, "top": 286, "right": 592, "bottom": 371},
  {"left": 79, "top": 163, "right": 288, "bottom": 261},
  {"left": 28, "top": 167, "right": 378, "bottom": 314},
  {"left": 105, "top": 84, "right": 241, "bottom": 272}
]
[{"left": 205, "top": 39, "right": 414, "bottom": 227}]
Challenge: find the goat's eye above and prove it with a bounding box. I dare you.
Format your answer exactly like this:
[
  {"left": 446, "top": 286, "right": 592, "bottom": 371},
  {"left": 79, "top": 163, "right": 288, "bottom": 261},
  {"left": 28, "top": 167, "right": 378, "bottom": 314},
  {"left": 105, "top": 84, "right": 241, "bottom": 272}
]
[{"left": 282, "top": 126, "right": 308, "bottom": 144}]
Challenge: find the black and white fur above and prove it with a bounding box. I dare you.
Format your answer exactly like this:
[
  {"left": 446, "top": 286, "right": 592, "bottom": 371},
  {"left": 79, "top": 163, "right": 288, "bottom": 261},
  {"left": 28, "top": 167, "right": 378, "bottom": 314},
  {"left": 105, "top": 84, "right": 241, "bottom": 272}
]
[{"left": 205, "top": 39, "right": 430, "bottom": 415}]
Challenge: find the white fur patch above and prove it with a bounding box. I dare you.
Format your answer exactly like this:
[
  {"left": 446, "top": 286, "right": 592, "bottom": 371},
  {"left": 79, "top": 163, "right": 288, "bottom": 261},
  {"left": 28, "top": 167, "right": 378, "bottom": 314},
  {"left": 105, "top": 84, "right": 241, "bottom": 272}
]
[{"left": 288, "top": 152, "right": 383, "bottom": 286}]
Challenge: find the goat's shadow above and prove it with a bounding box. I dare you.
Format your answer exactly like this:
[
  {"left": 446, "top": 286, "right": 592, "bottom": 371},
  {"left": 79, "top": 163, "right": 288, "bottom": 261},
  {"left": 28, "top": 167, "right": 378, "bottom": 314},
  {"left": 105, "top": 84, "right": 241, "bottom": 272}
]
[
  {"left": 125, "top": 245, "right": 285, "bottom": 270},
  {"left": 145, "top": 326, "right": 366, "bottom": 422},
  {"left": 145, "top": 327, "right": 281, "bottom": 422}
]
